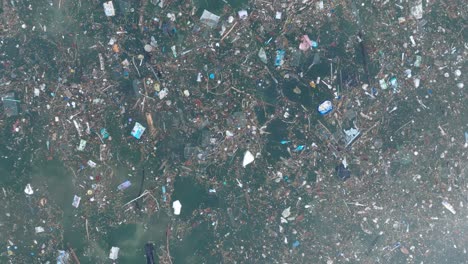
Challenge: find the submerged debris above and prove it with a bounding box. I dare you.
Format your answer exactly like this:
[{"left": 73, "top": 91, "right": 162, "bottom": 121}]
[{"left": 0, "top": 0, "right": 466, "bottom": 263}]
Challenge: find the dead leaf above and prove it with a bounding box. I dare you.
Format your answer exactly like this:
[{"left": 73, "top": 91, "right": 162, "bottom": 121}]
[{"left": 400, "top": 246, "right": 409, "bottom": 255}]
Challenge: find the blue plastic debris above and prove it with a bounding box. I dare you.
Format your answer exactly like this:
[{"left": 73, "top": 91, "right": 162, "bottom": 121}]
[
  {"left": 292, "top": 241, "right": 300, "bottom": 248},
  {"left": 335, "top": 164, "right": 351, "bottom": 181},
  {"left": 464, "top": 131, "right": 468, "bottom": 147},
  {"left": 293, "top": 145, "right": 305, "bottom": 152},
  {"left": 391, "top": 242, "right": 401, "bottom": 251},
  {"left": 318, "top": 100, "right": 333, "bottom": 115},
  {"left": 209, "top": 73, "right": 215, "bottom": 79},
  {"left": 57, "top": 250, "right": 70, "bottom": 264},
  {"left": 280, "top": 140, "right": 291, "bottom": 144},
  {"left": 145, "top": 243, "right": 156, "bottom": 264},
  {"left": 162, "top": 186, "right": 167, "bottom": 202},
  {"left": 131, "top": 122, "right": 146, "bottom": 139},
  {"left": 117, "top": 180, "right": 132, "bottom": 191},
  {"left": 275, "top": 50, "right": 285, "bottom": 66},
  {"left": 311, "top": 40, "right": 318, "bottom": 48}
]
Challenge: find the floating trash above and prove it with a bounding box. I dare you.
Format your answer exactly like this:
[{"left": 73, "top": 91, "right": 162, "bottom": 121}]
[
  {"left": 24, "top": 183, "right": 34, "bottom": 195},
  {"left": 242, "top": 150, "right": 255, "bottom": 167},
  {"left": 441, "top": 200, "right": 456, "bottom": 214},
  {"left": 336, "top": 163, "right": 351, "bottom": 181},
  {"left": 131, "top": 122, "right": 146, "bottom": 139},
  {"left": 77, "top": 139, "right": 87, "bottom": 151},
  {"left": 173, "top": 200, "right": 182, "bottom": 215},
  {"left": 109, "top": 247, "right": 120, "bottom": 260},
  {"left": 293, "top": 86, "right": 302, "bottom": 94},
  {"left": 103, "top": 1, "right": 115, "bottom": 17},
  {"left": 258, "top": 47, "right": 267, "bottom": 64},
  {"left": 293, "top": 145, "right": 305, "bottom": 152},
  {"left": 318, "top": 100, "right": 333, "bottom": 115},
  {"left": 72, "top": 195, "right": 81, "bottom": 208},
  {"left": 117, "top": 180, "right": 131, "bottom": 191},
  {"left": 275, "top": 50, "right": 285, "bottom": 66},
  {"left": 200, "top": 10, "right": 220, "bottom": 28}
]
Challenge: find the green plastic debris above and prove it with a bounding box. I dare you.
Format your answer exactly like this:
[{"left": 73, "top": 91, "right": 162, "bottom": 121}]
[
  {"left": 389, "top": 77, "right": 398, "bottom": 92},
  {"left": 100, "top": 128, "right": 110, "bottom": 139}
]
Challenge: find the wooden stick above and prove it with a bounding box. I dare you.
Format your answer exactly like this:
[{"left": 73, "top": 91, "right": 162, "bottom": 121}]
[
  {"left": 121, "top": 189, "right": 160, "bottom": 209},
  {"left": 138, "top": 0, "right": 148, "bottom": 33},
  {"left": 317, "top": 120, "right": 339, "bottom": 144},
  {"left": 122, "top": 190, "right": 150, "bottom": 207},
  {"left": 221, "top": 22, "right": 238, "bottom": 41},
  {"left": 145, "top": 191, "right": 160, "bottom": 210},
  {"left": 358, "top": 31, "right": 371, "bottom": 84},
  {"left": 244, "top": 189, "right": 251, "bottom": 213},
  {"left": 166, "top": 225, "right": 173, "bottom": 264},
  {"left": 230, "top": 86, "right": 252, "bottom": 97},
  {"left": 68, "top": 245, "right": 81, "bottom": 264},
  {"left": 85, "top": 218, "right": 90, "bottom": 241},
  {"left": 132, "top": 57, "right": 141, "bottom": 77},
  {"left": 395, "top": 120, "right": 413, "bottom": 133},
  {"left": 362, "top": 121, "right": 380, "bottom": 136}
]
